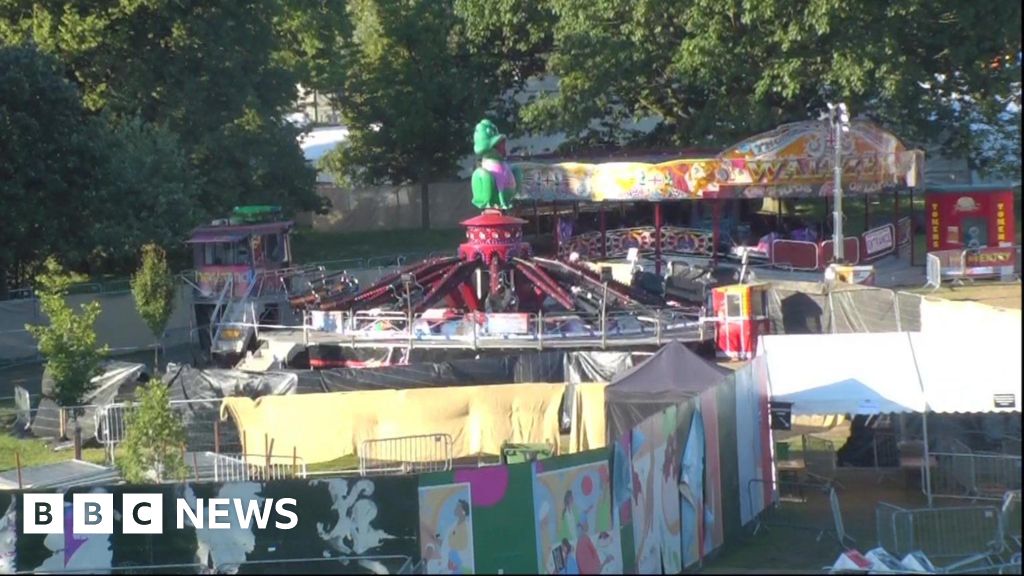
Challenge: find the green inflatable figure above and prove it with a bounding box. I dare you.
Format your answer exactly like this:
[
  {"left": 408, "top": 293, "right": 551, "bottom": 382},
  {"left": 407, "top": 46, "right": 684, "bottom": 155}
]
[{"left": 471, "top": 119, "right": 520, "bottom": 210}]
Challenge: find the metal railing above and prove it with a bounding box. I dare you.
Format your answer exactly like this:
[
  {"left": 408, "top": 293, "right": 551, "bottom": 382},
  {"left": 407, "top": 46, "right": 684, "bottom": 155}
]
[
  {"left": 931, "top": 441, "right": 1022, "bottom": 501},
  {"left": 293, "top": 306, "right": 708, "bottom": 350},
  {"left": 202, "top": 452, "right": 307, "bottom": 482},
  {"left": 359, "top": 433, "right": 454, "bottom": 476}
]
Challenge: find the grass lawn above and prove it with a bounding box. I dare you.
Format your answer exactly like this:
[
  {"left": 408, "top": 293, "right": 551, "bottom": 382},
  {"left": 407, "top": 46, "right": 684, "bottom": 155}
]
[
  {"left": 0, "top": 434, "right": 107, "bottom": 472},
  {"left": 290, "top": 227, "right": 465, "bottom": 267}
]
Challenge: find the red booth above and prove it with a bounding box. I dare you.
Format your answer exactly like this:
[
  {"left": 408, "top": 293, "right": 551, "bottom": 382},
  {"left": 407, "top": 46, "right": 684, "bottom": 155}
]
[
  {"left": 926, "top": 186, "right": 1016, "bottom": 251},
  {"left": 712, "top": 283, "right": 770, "bottom": 360}
]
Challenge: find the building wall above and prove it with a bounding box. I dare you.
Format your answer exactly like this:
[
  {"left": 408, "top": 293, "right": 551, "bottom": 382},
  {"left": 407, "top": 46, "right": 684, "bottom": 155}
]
[{"left": 304, "top": 181, "right": 478, "bottom": 232}]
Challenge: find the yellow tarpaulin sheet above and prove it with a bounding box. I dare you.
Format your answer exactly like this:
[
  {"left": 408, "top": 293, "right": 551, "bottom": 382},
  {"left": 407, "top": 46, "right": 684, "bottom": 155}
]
[
  {"left": 220, "top": 383, "right": 567, "bottom": 465},
  {"left": 568, "top": 382, "right": 609, "bottom": 453}
]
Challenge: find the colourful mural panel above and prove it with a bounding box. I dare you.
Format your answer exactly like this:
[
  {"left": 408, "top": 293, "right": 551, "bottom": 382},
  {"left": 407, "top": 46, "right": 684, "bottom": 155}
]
[
  {"left": 701, "top": 390, "right": 725, "bottom": 556},
  {"left": 532, "top": 453, "right": 623, "bottom": 575},
  {"left": 630, "top": 404, "right": 685, "bottom": 575},
  {"left": 419, "top": 483, "right": 475, "bottom": 574},
  {"left": 419, "top": 463, "right": 539, "bottom": 574}
]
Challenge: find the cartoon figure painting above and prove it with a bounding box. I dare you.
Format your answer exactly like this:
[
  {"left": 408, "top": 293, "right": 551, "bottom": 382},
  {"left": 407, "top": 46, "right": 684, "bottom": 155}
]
[
  {"left": 534, "top": 461, "right": 622, "bottom": 575},
  {"left": 680, "top": 410, "right": 705, "bottom": 568},
  {"left": 316, "top": 478, "right": 397, "bottom": 574},
  {"left": 181, "top": 482, "right": 262, "bottom": 573},
  {"left": 36, "top": 489, "right": 114, "bottom": 574},
  {"left": 419, "top": 483, "right": 475, "bottom": 575},
  {"left": 0, "top": 498, "right": 16, "bottom": 574}
]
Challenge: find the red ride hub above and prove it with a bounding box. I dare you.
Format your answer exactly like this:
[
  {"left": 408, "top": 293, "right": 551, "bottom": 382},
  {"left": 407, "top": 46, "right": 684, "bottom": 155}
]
[{"left": 458, "top": 210, "right": 531, "bottom": 264}]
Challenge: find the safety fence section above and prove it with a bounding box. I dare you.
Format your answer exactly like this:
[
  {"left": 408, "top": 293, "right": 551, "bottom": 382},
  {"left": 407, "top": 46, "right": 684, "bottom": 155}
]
[
  {"left": 201, "top": 452, "right": 307, "bottom": 482},
  {"left": 923, "top": 246, "right": 1020, "bottom": 289},
  {"left": 359, "top": 433, "right": 454, "bottom": 476},
  {"left": 748, "top": 478, "right": 855, "bottom": 549},
  {"left": 774, "top": 434, "right": 838, "bottom": 485},
  {"left": 875, "top": 502, "right": 1004, "bottom": 561},
  {"left": 931, "top": 441, "right": 1022, "bottom": 501}
]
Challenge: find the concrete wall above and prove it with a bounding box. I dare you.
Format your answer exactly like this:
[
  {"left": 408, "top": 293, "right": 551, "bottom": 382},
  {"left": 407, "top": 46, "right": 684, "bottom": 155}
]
[
  {"left": 0, "top": 286, "right": 194, "bottom": 363},
  {"left": 304, "top": 181, "right": 479, "bottom": 232}
]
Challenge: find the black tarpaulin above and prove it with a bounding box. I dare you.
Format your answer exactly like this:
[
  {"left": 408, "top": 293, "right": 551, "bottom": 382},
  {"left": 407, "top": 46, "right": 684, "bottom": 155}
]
[
  {"left": 308, "top": 351, "right": 567, "bottom": 392},
  {"left": 605, "top": 340, "right": 728, "bottom": 443},
  {"left": 31, "top": 361, "right": 147, "bottom": 441},
  {"left": 159, "top": 364, "right": 297, "bottom": 452}
]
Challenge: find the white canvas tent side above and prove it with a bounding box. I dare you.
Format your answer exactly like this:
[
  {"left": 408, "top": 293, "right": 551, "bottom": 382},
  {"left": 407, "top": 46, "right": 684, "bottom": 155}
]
[{"left": 757, "top": 330, "right": 1022, "bottom": 505}]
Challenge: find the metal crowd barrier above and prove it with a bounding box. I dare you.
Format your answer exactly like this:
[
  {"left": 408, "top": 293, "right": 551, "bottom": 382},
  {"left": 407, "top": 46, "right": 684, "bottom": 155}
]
[
  {"left": 931, "top": 441, "right": 1022, "bottom": 502},
  {"left": 875, "top": 501, "right": 1006, "bottom": 562},
  {"left": 748, "top": 478, "right": 854, "bottom": 549},
  {"left": 359, "top": 433, "right": 454, "bottom": 476}
]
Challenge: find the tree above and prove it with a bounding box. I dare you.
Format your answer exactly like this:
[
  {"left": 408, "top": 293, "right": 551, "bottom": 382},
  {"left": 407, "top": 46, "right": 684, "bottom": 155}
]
[
  {"left": 321, "top": 0, "right": 511, "bottom": 229},
  {"left": 1, "top": 0, "right": 327, "bottom": 221},
  {"left": 118, "top": 382, "right": 187, "bottom": 484},
  {"left": 25, "top": 257, "right": 107, "bottom": 410},
  {"left": 463, "top": 0, "right": 1021, "bottom": 163},
  {"left": 131, "top": 244, "right": 177, "bottom": 372},
  {"left": 0, "top": 45, "right": 107, "bottom": 296}
]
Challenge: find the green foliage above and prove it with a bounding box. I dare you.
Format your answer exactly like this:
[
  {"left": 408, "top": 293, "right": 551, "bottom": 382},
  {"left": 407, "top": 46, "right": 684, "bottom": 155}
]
[
  {"left": 117, "top": 382, "right": 187, "bottom": 484},
  {"left": 465, "top": 0, "right": 1021, "bottom": 163},
  {"left": 0, "top": 45, "right": 107, "bottom": 292},
  {"left": 321, "top": 0, "right": 507, "bottom": 191},
  {"left": 24, "top": 257, "right": 108, "bottom": 408},
  {"left": 0, "top": 1, "right": 331, "bottom": 288},
  {"left": 131, "top": 244, "right": 177, "bottom": 369}
]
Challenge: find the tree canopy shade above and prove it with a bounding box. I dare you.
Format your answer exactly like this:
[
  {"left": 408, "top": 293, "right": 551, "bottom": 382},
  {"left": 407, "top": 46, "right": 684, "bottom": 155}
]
[
  {"left": 464, "top": 0, "right": 1021, "bottom": 177},
  {"left": 321, "top": 0, "right": 528, "bottom": 228},
  {"left": 0, "top": 0, "right": 326, "bottom": 220}
]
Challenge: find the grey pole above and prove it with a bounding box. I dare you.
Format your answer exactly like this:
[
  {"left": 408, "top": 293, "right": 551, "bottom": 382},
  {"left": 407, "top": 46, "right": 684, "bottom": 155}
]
[{"left": 833, "top": 115, "right": 844, "bottom": 262}]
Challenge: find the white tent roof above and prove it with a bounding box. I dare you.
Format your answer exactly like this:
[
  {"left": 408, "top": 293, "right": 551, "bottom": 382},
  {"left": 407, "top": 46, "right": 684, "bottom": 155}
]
[{"left": 759, "top": 331, "right": 1021, "bottom": 415}]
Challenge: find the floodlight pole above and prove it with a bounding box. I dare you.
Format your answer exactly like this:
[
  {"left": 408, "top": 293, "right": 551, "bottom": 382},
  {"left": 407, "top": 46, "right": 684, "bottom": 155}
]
[{"left": 829, "top": 103, "right": 850, "bottom": 263}]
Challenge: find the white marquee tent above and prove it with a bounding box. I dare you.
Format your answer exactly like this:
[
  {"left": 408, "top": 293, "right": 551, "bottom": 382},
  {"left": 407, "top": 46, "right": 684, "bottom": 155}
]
[
  {"left": 757, "top": 330, "right": 1022, "bottom": 504},
  {"left": 759, "top": 331, "right": 1021, "bottom": 416}
]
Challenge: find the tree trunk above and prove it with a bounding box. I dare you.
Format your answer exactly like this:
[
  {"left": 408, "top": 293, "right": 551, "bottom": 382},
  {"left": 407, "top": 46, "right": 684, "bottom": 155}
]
[
  {"left": 0, "top": 264, "right": 8, "bottom": 301},
  {"left": 420, "top": 180, "right": 431, "bottom": 230}
]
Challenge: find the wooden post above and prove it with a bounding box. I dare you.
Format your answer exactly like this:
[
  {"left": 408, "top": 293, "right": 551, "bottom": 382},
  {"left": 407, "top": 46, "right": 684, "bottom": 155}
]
[
  {"left": 214, "top": 419, "right": 220, "bottom": 457},
  {"left": 74, "top": 424, "right": 82, "bottom": 461},
  {"left": 293, "top": 446, "right": 298, "bottom": 476},
  {"left": 599, "top": 205, "right": 607, "bottom": 259},
  {"left": 16, "top": 451, "right": 23, "bottom": 489},
  {"left": 654, "top": 202, "right": 663, "bottom": 275},
  {"left": 242, "top": 430, "right": 247, "bottom": 459},
  {"left": 192, "top": 452, "right": 200, "bottom": 482},
  {"left": 264, "top": 433, "right": 270, "bottom": 469}
]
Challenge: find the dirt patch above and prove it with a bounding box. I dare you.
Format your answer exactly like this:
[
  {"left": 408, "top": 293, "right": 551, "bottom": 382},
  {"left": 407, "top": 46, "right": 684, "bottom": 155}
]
[{"left": 912, "top": 282, "right": 1021, "bottom": 310}]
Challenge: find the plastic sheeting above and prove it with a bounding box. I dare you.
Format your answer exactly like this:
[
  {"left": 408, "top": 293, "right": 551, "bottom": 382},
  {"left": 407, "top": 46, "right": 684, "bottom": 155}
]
[
  {"left": 30, "top": 361, "right": 147, "bottom": 440},
  {"left": 765, "top": 281, "right": 922, "bottom": 335},
  {"left": 300, "top": 351, "right": 567, "bottom": 393},
  {"left": 160, "top": 364, "right": 298, "bottom": 453},
  {"left": 220, "top": 383, "right": 566, "bottom": 464}
]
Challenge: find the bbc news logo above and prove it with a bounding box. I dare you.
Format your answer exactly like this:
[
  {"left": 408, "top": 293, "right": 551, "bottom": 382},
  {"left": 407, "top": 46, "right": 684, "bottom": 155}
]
[{"left": 23, "top": 494, "right": 298, "bottom": 534}]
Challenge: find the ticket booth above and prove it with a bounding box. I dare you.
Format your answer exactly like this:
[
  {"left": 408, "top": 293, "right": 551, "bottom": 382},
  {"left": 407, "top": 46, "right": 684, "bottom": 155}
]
[
  {"left": 712, "top": 283, "right": 770, "bottom": 360},
  {"left": 926, "top": 186, "right": 1016, "bottom": 251}
]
